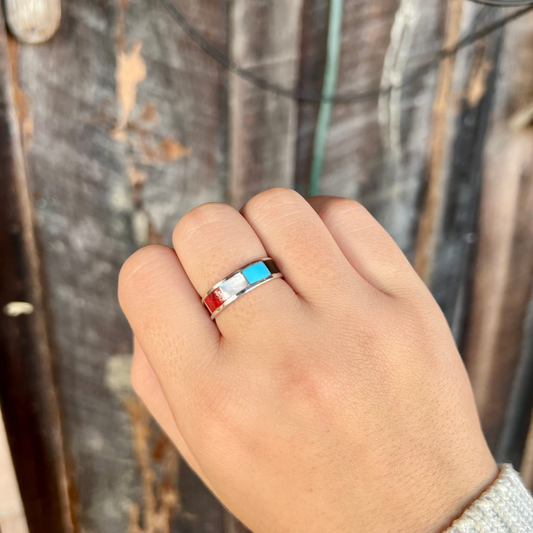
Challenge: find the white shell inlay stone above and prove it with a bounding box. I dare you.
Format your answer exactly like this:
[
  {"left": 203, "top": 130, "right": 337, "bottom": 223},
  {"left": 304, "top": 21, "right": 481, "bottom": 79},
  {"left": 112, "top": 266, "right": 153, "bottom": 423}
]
[{"left": 220, "top": 272, "right": 248, "bottom": 298}]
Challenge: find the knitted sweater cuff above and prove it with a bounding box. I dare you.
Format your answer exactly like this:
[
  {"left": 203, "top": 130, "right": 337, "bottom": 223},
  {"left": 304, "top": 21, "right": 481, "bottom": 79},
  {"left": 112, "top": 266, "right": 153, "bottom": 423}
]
[{"left": 445, "top": 464, "right": 533, "bottom": 532}]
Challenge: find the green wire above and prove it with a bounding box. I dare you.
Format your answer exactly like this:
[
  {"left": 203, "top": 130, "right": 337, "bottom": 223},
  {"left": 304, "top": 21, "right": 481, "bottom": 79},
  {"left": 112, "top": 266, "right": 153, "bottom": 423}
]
[{"left": 309, "top": 0, "right": 345, "bottom": 196}]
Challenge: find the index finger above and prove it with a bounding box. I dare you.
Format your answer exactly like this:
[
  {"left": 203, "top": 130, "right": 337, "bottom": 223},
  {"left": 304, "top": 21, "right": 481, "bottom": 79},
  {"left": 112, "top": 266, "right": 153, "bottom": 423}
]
[{"left": 118, "top": 245, "right": 220, "bottom": 393}]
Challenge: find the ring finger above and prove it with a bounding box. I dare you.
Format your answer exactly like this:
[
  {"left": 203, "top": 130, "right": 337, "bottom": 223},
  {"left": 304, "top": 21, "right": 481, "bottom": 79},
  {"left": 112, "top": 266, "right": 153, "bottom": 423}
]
[{"left": 172, "top": 203, "right": 300, "bottom": 338}]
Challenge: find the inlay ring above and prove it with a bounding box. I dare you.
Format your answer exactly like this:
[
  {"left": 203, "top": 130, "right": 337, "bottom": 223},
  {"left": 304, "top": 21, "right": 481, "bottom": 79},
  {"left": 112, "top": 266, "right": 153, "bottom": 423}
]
[{"left": 202, "top": 258, "right": 283, "bottom": 320}]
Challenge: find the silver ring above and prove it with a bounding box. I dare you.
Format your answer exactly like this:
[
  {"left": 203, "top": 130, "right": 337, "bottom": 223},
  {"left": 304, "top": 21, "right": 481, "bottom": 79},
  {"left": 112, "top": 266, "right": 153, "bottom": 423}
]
[{"left": 202, "top": 258, "right": 283, "bottom": 319}]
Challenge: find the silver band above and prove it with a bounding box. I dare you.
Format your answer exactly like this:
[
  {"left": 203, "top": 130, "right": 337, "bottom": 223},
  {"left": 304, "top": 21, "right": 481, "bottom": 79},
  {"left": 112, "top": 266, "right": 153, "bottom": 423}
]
[{"left": 202, "top": 258, "right": 283, "bottom": 320}]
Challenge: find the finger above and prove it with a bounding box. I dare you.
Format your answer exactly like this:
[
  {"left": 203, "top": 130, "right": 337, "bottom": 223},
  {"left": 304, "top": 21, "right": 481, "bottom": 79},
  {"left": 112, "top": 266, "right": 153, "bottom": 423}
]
[
  {"left": 131, "top": 337, "right": 212, "bottom": 486},
  {"left": 307, "top": 196, "right": 423, "bottom": 297},
  {"left": 240, "top": 188, "right": 372, "bottom": 304},
  {"left": 172, "top": 203, "right": 300, "bottom": 337},
  {"left": 118, "top": 245, "right": 220, "bottom": 408}
]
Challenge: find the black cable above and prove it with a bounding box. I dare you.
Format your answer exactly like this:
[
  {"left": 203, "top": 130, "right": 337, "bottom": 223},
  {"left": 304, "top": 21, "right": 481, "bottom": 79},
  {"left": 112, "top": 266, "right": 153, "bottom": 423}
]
[
  {"left": 470, "top": 0, "right": 533, "bottom": 6},
  {"left": 157, "top": 0, "right": 533, "bottom": 104}
]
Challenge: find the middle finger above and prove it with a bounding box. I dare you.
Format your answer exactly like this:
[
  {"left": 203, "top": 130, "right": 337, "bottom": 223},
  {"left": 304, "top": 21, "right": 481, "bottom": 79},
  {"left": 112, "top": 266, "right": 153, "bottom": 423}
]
[{"left": 172, "top": 203, "right": 300, "bottom": 337}]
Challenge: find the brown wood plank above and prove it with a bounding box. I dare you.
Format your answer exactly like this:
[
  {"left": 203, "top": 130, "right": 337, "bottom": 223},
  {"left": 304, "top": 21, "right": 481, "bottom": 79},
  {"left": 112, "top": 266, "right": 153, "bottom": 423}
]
[
  {"left": 228, "top": 0, "right": 303, "bottom": 207},
  {"left": 464, "top": 11, "right": 533, "bottom": 451},
  {"left": 11, "top": 0, "right": 230, "bottom": 530},
  {"left": 414, "top": 0, "right": 464, "bottom": 279},
  {"left": 425, "top": 6, "right": 505, "bottom": 342},
  {"left": 0, "top": 10, "right": 73, "bottom": 533}
]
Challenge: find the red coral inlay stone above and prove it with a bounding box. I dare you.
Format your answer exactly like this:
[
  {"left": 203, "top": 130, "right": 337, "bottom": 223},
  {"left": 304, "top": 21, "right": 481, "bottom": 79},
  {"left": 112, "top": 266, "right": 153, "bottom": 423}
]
[{"left": 204, "top": 288, "right": 225, "bottom": 313}]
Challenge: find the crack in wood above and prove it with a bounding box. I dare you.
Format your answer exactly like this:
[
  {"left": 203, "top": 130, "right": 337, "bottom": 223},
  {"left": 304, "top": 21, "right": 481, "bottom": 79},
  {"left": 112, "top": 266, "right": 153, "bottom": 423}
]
[{"left": 414, "top": 0, "right": 464, "bottom": 283}]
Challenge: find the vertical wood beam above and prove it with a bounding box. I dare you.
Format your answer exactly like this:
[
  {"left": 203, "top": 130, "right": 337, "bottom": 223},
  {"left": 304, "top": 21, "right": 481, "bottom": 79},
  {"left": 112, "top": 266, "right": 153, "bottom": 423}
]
[
  {"left": 414, "top": 0, "right": 464, "bottom": 282},
  {"left": 293, "top": 0, "right": 329, "bottom": 196},
  {"left": 0, "top": 11, "right": 74, "bottom": 533},
  {"left": 465, "top": 12, "right": 533, "bottom": 451},
  {"left": 427, "top": 7, "right": 504, "bottom": 340},
  {"left": 228, "top": 0, "right": 303, "bottom": 207}
]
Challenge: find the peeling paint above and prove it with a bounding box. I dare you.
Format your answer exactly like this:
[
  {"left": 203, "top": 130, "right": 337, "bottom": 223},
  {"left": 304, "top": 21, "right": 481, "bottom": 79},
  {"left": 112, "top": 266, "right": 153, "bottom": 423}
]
[
  {"left": 132, "top": 210, "right": 150, "bottom": 246},
  {"left": 124, "top": 397, "right": 180, "bottom": 533},
  {"left": 105, "top": 354, "right": 134, "bottom": 395},
  {"left": 112, "top": 41, "right": 147, "bottom": 141},
  {"left": 139, "top": 137, "right": 192, "bottom": 164},
  {"left": 109, "top": 181, "right": 134, "bottom": 213},
  {"left": 128, "top": 165, "right": 148, "bottom": 188},
  {"left": 138, "top": 103, "right": 160, "bottom": 126},
  {"left": 106, "top": 356, "right": 182, "bottom": 532},
  {"left": 467, "top": 58, "right": 492, "bottom": 107}
]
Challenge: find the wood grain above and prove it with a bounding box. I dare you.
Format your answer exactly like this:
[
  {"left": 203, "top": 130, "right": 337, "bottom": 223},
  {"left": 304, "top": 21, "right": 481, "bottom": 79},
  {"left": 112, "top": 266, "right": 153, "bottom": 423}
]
[
  {"left": 293, "top": 0, "right": 329, "bottom": 196},
  {"left": 2, "top": 1, "right": 533, "bottom": 530},
  {"left": 464, "top": 11, "right": 533, "bottom": 452},
  {"left": 228, "top": 0, "right": 303, "bottom": 207},
  {"left": 312, "top": 0, "right": 446, "bottom": 259},
  {"left": 426, "top": 6, "right": 504, "bottom": 342},
  {"left": 414, "top": 0, "right": 464, "bottom": 279},
  {"left": 11, "top": 0, "right": 229, "bottom": 530},
  {"left": 0, "top": 10, "right": 73, "bottom": 533}
]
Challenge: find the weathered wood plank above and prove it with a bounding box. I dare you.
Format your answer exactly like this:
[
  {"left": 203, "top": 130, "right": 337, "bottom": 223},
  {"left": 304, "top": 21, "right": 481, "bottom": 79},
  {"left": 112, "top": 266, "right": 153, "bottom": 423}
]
[
  {"left": 0, "top": 10, "right": 73, "bottom": 533},
  {"left": 464, "top": 10, "right": 533, "bottom": 451},
  {"left": 414, "top": 0, "right": 464, "bottom": 279},
  {"left": 228, "top": 0, "right": 303, "bottom": 207},
  {"left": 4, "top": 0, "right": 533, "bottom": 528},
  {"left": 498, "top": 289, "right": 533, "bottom": 468},
  {"left": 293, "top": 0, "right": 329, "bottom": 196},
  {"left": 425, "top": 6, "right": 504, "bottom": 342},
  {"left": 12, "top": 0, "right": 230, "bottom": 530},
  {"left": 309, "top": 0, "right": 446, "bottom": 259}
]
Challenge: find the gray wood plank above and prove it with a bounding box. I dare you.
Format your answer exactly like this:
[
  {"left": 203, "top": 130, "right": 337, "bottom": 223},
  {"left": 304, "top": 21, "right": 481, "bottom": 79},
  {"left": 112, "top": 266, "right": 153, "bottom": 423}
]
[
  {"left": 0, "top": 10, "right": 73, "bottom": 532},
  {"left": 228, "top": 0, "right": 303, "bottom": 207},
  {"left": 293, "top": 0, "right": 329, "bottom": 196}
]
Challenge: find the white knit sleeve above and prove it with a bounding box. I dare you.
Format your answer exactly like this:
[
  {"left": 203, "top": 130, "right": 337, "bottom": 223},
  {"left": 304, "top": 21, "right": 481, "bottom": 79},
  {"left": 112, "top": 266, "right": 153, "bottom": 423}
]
[{"left": 445, "top": 464, "right": 533, "bottom": 532}]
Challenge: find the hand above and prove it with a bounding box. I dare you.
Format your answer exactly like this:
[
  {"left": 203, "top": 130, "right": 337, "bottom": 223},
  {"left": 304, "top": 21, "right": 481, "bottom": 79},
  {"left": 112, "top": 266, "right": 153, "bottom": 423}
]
[{"left": 119, "top": 188, "right": 497, "bottom": 533}]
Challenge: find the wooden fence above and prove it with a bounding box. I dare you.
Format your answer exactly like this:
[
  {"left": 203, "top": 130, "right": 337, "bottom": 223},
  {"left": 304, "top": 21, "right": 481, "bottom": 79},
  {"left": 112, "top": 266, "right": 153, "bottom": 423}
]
[{"left": 0, "top": 1, "right": 532, "bottom": 532}]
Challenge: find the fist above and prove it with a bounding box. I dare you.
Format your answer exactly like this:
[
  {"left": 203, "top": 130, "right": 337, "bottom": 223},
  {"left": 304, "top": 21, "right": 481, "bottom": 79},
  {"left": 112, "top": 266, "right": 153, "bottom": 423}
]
[{"left": 119, "top": 188, "right": 496, "bottom": 533}]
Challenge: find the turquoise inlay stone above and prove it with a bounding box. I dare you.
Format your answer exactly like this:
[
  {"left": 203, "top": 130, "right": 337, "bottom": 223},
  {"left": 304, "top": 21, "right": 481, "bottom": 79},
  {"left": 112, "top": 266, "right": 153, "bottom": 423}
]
[{"left": 242, "top": 262, "right": 270, "bottom": 284}]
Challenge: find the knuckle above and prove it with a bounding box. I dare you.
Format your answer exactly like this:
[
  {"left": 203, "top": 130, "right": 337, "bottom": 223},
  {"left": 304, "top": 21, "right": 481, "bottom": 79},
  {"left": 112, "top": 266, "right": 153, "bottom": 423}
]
[
  {"left": 317, "top": 197, "right": 368, "bottom": 227},
  {"left": 173, "top": 203, "right": 236, "bottom": 244},
  {"left": 118, "top": 245, "right": 174, "bottom": 302},
  {"left": 191, "top": 374, "right": 245, "bottom": 436},
  {"left": 274, "top": 355, "right": 337, "bottom": 413},
  {"left": 244, "top": 187, "right": 303, "bottom": 219}
]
